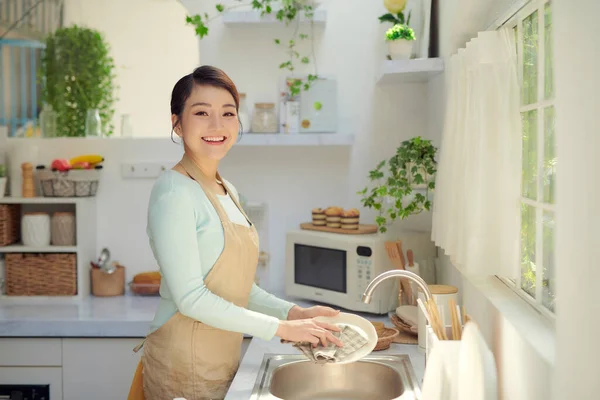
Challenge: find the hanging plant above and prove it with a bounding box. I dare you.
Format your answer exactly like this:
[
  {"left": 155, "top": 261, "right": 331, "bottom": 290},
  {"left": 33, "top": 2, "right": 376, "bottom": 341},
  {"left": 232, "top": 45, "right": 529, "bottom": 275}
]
[
  {"left": 40, "top": 25, "right": 117, "bottom": 137},
  {"left": 185, "top": 0, "right": 320, "bottom": 99},
  {"left": 358, "top": 136, "right": 438, "bottom": 233}
]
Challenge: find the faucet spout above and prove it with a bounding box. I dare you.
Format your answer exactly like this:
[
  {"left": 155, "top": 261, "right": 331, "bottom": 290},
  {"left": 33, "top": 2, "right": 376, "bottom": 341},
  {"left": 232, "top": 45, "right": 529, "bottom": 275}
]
[{"left": 362, "top": 270, "right": 432, "bottom": 304}]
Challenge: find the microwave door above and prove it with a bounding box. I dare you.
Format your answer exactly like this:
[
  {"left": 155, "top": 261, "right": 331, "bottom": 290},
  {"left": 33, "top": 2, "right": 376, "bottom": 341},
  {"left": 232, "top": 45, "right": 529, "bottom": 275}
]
[{"left": 294, "top": 244, "right": 347, "bottom": 293}]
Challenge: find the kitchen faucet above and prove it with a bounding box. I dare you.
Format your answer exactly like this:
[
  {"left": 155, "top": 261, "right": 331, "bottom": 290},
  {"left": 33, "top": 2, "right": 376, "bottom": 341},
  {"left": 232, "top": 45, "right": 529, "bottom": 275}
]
[{"left": 362, "top": 270, "right": 433, "bottom": 304}]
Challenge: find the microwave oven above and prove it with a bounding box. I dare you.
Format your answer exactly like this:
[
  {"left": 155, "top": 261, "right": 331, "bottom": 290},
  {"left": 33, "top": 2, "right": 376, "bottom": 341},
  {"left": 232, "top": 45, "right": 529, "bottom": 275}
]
[{"left": 285, "top": 229, "right": 436, "bottom": 314}]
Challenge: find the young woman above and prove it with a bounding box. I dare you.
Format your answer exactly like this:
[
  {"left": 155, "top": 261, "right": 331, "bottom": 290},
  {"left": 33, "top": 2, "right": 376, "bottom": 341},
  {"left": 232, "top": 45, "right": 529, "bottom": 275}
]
[{"left": 127, "top": 65, "right": 343, "bottom": 400}]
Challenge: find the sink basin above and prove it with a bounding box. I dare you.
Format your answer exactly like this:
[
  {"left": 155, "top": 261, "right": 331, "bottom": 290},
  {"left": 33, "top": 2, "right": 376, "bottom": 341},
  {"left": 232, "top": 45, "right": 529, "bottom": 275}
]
[{"left": 250, "top": 354, "right": 421, "bottom": 400}]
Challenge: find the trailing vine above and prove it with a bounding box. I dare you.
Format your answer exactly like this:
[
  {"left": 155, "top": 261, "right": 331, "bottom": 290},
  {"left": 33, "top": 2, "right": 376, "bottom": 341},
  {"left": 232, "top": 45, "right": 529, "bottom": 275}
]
[{"left": 185, "top": 0, "right": 320, "bottom": 99}]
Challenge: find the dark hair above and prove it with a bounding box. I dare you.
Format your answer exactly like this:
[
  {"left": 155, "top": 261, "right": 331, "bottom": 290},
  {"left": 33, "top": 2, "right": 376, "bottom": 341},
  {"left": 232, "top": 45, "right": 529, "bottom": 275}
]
[{"left": 170, "top": 65, "right": 242, "bottom": 142}]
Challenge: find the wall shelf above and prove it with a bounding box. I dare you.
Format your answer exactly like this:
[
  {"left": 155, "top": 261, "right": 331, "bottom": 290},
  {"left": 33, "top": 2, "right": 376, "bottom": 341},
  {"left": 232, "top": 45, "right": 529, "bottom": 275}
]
[
  {"left": 222, "top": 8, "right": 327, "bottom": 25},
  {"left": 0, "top": 197, "right": 92, "bottom": 205},
  {"left": 376, "top": 58, "right": 445, "bottom": 84},
  {"left": 236, "top": 133, "right": 354, "bottom": 146},
  {"left": 0, "top": 245, "right": 78, "bottom": 253}
]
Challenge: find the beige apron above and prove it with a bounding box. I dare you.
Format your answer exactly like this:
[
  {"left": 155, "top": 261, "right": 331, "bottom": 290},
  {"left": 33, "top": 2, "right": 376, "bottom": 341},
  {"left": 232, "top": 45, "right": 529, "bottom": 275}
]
[{"left": 135, "top": 155, "right": 260, "bottom": 400}]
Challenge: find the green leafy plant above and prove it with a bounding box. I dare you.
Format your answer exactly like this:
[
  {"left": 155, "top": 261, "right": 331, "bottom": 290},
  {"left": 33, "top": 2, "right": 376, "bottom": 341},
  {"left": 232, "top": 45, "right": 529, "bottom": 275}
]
[
  {"left": 386, "top": 24, "right": 416, "bottom": 41},
  {"left": 358, "top": 137, "right": 437, "bottom": 233},
  {"left": 0, "top": 164, "right": 6, "bottom": 178},
  {"left": 40, "top": 25, "right": 117, "bottom": 137},
  {"left": 379, "top": 2, "right": 412, "bottom": 27},
  {"left": 186, "top": 0, "right": 320, "bottom": 99}
]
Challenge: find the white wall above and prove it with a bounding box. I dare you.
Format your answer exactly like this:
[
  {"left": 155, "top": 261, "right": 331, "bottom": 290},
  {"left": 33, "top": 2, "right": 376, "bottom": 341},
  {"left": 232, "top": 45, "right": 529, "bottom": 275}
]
[
  {"left": 553, "top": 0, "right": 600, "bottom": 398},
  {"left": 63, "top": 0, "right": 200, "bottom": 138}
]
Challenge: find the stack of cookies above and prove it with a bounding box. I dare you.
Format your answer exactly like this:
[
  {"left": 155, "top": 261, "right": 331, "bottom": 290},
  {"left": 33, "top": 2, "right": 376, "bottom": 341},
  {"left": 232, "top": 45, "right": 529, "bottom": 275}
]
[
  {"left": 311, "top": 206, "right": 361, "bottom": 230},
  {"left": 311, "top": 208, "right": 327, "bottom": 226},
  {"left": 324, "top": 206, "right": 344, "bottom": 228},
  {"left": 341, "top": 208, "right": 360, "bottom": 230}
]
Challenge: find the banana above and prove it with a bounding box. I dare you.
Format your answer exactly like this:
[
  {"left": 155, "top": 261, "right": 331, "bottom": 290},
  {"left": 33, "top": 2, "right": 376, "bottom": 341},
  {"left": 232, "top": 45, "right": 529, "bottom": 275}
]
[{"left": 69, "top": 154, "right": 104, "bottom": 166}]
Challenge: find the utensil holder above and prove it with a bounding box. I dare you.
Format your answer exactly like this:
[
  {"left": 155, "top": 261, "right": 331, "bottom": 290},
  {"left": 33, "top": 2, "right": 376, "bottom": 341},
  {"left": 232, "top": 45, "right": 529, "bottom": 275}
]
[{"left": 91, "top": 265, "right": 125, "bottom": 297}]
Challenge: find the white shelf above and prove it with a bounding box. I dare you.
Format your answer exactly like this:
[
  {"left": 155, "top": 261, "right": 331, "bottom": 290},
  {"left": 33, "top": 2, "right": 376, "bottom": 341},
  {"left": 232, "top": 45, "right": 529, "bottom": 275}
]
[
  {"left": 0, "top": 197, "right": 93, "bottom": 204},
  {"left": 377, "top": 58, "right": 445, "bottom": 84},
  {"left": 0, "top": 245, "right": 78, "bottom": 253},
  {"left": 222, "top": 8, "right": 327, "bottom": 25},
  {"left": 237, "top": 133, "right": 354, "bottom": 146}
]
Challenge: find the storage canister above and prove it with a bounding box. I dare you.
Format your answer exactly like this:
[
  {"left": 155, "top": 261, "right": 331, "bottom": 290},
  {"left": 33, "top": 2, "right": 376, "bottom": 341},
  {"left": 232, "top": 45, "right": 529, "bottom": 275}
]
[
  {"left": 21, "top": 212, "right": 51, "bottom": 247},
  {"left": 51, "top": 212, "right": 76, "bottom": 246}
]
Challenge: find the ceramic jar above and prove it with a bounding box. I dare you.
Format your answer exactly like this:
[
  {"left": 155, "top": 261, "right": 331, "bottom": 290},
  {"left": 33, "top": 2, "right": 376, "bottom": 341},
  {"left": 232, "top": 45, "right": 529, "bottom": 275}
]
[
  {"left": 22, "top": 212, "right": 51, "bottom": 247},
  {"left": 51, "top": 212, "right": 76, "bottom": 246}
]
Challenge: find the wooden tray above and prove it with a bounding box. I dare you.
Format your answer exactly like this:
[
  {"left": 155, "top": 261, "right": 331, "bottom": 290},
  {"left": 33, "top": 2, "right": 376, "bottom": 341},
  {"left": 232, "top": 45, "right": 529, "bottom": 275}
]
[{"left": 300, "top": 222, "right": 378, "bottom": 235}]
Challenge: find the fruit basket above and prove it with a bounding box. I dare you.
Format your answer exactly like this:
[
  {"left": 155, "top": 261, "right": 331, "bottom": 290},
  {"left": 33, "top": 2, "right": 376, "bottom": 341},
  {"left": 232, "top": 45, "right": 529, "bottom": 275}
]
[{"left": 38, "top": 167, "right": 102, "bottom": 197}]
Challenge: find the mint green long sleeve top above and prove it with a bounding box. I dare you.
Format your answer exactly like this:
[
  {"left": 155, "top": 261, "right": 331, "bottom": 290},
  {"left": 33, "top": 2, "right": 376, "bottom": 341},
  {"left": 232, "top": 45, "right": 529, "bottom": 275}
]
[{"left": 146, "top": 170, "right": 296, "bottom": 341}]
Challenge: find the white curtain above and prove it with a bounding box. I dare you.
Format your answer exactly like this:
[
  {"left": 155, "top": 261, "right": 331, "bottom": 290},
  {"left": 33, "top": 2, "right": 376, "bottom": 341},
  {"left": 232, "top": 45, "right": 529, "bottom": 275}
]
[{"left": 431, "top": 29, "right": 521, "bottom": 277}]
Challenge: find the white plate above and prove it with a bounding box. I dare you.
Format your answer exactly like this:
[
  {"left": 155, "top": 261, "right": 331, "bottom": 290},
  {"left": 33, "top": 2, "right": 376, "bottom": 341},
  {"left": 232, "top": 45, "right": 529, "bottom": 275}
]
[
  {"left": 421, "top": 345, "right": 452, "bottom": 400},
  {"left": 457, "top": 322, "right": 498, "bottom": 400},
  {"left": 312, "top": 312, "right": 378, "bottom": 364}
]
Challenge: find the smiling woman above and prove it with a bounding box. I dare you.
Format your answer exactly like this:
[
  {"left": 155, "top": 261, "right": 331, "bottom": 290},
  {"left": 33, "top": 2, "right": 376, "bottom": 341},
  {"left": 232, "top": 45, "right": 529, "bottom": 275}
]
[{"left": 125, "top": 65, "right": 344, "bottom": 400}]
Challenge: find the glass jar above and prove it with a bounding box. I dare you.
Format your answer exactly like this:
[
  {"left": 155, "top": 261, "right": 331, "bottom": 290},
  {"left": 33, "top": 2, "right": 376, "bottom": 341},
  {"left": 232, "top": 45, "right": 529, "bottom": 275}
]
[
  {"left": 251, "top": 103, "right": 278, "bottom": 133},
  {"left": 85, "top": 109, "right": 103, "bottom": 137},
  {"left": 39, "top": 104, "right": 57, "bottom": 138},
  {"left": 120, "top": 114, "right": 133, "bottom": 137},
  {"left": 238, "top": 93, "right": 250, "bottom": 134}
]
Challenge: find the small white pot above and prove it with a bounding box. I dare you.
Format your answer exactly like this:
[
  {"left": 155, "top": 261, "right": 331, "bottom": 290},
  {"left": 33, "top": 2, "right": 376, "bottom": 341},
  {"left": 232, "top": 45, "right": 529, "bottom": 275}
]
[
  {"left": 387, "top": 39, "right": 414, "bottom": 60},
  {"left": 0, "top": 177, "right": 6, "bottom": 198}
]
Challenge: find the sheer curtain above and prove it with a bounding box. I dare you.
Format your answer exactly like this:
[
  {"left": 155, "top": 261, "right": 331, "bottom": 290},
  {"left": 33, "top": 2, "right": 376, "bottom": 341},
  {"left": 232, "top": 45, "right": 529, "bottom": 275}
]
[{"left": 431, "top": 28, "right": 521, "bottom": 277}]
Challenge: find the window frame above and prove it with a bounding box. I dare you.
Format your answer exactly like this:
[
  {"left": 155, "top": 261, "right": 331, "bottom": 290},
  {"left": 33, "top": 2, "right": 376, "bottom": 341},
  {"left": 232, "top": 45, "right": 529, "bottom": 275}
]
[{"left": 496, "top": 0, "right": 556, "bottom": 322}]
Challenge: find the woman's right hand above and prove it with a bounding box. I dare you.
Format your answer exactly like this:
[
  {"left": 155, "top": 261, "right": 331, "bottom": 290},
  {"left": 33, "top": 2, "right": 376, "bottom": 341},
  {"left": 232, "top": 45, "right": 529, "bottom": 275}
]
[{"left": 276, "top": 319, "right": 344, "bottom": 348}]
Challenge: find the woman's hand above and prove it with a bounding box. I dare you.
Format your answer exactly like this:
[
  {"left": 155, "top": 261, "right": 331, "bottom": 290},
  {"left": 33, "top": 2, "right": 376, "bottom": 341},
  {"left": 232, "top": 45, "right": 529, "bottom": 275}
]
[
  {"left": 287, "top": 305, "right": 340, "bottom": 321},
  {"left": 276, "top": 319, "right": 344, "bottom": 348}
]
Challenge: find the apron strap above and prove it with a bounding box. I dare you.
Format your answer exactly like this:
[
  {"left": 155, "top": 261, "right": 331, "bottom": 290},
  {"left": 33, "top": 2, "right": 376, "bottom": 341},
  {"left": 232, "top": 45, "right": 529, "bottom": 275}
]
[
  {"left": 179, "top": 155, "right": 231, "bottom": 225},
  {"left": 216, "top": 171, "right": 253, "bottom": 227}
]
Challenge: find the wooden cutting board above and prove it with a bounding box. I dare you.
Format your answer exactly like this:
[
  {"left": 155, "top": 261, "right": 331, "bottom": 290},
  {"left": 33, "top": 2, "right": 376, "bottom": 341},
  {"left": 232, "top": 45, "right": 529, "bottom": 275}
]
[{"left": 300, "top": 222, "right": 378, "bottom": 234}]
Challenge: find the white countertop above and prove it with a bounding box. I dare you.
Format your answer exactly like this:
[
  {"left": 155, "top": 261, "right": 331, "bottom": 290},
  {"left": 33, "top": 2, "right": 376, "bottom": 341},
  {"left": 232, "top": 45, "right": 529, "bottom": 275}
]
[
  {"left": 226, "top": 335, "right": 425, "bottom": 399},
  {"left": 0, "top": 295, "right": 160, "bottom": 337}
]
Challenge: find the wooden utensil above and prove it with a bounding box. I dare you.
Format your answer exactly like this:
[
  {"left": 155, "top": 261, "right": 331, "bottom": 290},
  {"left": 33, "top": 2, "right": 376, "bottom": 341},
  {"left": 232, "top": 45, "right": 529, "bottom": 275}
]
[
  {"left": 407, "top": 249, "right": 415, "bottom": 266},
  {"left": 396, "top": 241, "right": 414, "bottom": 305},
  {"left": 448, "top": 298, "right": 462, "bottom": 340},
  {"left": 385, "top": 241, "right": 413, "bottom": 305}
]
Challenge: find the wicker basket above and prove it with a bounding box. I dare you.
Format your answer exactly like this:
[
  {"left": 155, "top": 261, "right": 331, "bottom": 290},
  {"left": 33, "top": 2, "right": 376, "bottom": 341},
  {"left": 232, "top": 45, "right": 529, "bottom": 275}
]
[
  {"left": 390, "top": 313, "right": 418, "bottom": 337},
  {"left": 5, "top": 253, "right": 77, "bottom": 296},
  {"left": 374, "top": 327, "right": 400, "bottom": 351},
  {"left": 0, "top": 204, "right": 21, "bottom": 246},
  {"left": 38, "top": 169, "right": 101, "bottom": 197},
  {"left": 91, "top": 264, "right": 125, "bottom": 297}
]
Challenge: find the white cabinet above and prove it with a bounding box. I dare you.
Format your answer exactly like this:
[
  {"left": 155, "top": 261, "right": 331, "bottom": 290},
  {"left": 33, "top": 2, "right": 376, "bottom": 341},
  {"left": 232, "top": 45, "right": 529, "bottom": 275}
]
[
  {"left": 0, "top": 366, "right": 63, "bottom": 399},
  {"left": 0, "top": 337, "right": 253, "bottom": 399},
  {"left": 0, "top": 338, "right": 62, "bottom": 366},
  {"left": 62, "top": 338, "right": 141, "bottom": 400}
]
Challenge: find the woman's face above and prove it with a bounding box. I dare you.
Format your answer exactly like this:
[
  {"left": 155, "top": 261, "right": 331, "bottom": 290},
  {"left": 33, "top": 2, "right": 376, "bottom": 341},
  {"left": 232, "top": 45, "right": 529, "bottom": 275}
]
[{"left": 173, "top": 84, "right": 239, "bottom": 161}]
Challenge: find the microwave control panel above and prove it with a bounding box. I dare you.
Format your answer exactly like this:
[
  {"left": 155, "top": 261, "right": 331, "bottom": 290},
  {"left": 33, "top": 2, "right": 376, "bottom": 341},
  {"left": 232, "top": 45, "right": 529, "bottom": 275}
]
[{"left": 356, "top": 246, "right": 373, "bottom": 299}]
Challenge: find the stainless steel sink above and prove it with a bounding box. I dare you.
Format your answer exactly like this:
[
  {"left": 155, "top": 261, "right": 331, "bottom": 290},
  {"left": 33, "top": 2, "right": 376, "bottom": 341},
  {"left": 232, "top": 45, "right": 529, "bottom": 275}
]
[{"left": 249, "top": 354, "right": 421, "bottom": 400}]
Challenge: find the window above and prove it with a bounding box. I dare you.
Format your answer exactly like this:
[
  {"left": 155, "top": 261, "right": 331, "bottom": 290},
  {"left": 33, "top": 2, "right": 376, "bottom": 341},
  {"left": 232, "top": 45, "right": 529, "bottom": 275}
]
[{"left": 502, "top": 0, "right": 556, "bottom": 316}]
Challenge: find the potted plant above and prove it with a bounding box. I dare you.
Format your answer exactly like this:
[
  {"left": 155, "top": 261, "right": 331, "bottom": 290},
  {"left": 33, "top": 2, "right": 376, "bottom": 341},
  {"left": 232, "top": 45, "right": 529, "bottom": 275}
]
[
  {"left": 0, "top": 164, "right": 6, "bottom": 198},
  {"left": 385, "top": 24, "right": 416, "bottom": 60},
  {"left": 40, "top": 25, "right": 117, "bottom": 137},
  {"left": 357, "top": 137, "right": 437, "bottom": 233},
  {"left": 379, "top": 0, "right": 415, "bottom": 60}
]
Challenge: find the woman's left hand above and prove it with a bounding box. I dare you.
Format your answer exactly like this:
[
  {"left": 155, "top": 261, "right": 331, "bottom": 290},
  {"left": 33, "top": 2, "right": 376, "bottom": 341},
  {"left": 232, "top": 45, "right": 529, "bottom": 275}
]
[{"left": 287, "top": 305, "right": 340, "bottom": 320}]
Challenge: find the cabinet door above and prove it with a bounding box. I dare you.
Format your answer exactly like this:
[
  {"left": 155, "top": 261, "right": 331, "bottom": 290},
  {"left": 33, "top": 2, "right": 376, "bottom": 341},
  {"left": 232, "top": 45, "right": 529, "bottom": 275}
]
[
  {"left": 62, "top": 338, "right": 142, "bottom": 400},
  {"left": 0, "top": 367, "right": 62, "bottom": 399}
]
